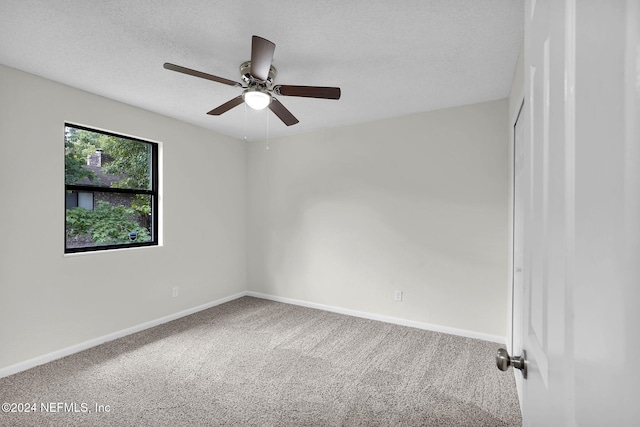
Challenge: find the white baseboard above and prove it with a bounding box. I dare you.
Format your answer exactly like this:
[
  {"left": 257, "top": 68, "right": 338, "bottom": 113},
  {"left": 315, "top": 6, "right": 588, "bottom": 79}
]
[
  {"left": 246, "top": 291, "right": 505, "bottom": 344},
  {"left": 1, "top": 290, "right": 504, "bottom": 379},
  {"left": 0, "top": 291, "right": 248, "bottom": 379}
]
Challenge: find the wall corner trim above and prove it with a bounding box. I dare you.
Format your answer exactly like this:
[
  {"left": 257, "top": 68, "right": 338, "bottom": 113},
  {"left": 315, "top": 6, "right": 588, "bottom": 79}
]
[
  {"left": 0, "top": 292, "right": 248, "bottom": 379},
  {"left": 246, "top": 291, "right": 506, "bottom": 344}
]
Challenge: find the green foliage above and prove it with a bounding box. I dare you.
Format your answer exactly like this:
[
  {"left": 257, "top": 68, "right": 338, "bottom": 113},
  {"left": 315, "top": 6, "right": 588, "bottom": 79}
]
[
  {"left": 100, "top": 137, "right": 151, "bottom": 190},
  {"left": 131, "top": 194, "right": 152, "bottom": 217},
  {"left": 66, "top": 127, "right": 101, "bottom": 158},
  {"left": 64, "top": 129, "right": 95, "bottom": 185},
  {"left": 66, "top": 201, "right": 150, "bottom": 245},
  {"left": 65, "top": 154, "right": 93, "bottom": 185}
]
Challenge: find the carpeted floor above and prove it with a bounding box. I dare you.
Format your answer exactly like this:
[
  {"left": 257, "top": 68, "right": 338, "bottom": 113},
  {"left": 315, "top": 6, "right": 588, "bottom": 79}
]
[{"left": 0, "top": 297, "right": 521, "bottom": 426}]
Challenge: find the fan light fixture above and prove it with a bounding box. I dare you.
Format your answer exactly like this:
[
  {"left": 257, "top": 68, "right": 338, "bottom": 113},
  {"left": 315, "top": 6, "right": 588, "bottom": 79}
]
[
  {"left": 163, "top": 35, "right": 340, "bottom": 126},
  {"left": 243, "top": 89, "right": 271, "bottom": 110}
]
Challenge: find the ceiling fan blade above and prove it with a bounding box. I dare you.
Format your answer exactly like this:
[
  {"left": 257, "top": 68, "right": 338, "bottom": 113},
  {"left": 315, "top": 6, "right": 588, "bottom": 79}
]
[
  {"left": 274, "top": 85, "right": 341, "bottom": 100},
  {"left": 250, "top": 35, "right": 275, "bottom": 81},
  {"left": 207, "top": 96, "right": 244, "bottom": 115},
  {"left": 269, "top": 98, "right": 299, "bottom": 126},
  {"left": 164, "top": 63, "right": 241, "bottom": 87}
]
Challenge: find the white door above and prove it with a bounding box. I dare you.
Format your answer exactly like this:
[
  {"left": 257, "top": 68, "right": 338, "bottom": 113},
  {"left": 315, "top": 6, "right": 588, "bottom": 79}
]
[
  {"left": 569, "top": 1, "right": 640, "bottom": 424},
  {"left": 521, "top": 0, "right": 567, "bottom": 422},
  {"left": 506, "top": 1, "right": 640, "bottom": 425}
]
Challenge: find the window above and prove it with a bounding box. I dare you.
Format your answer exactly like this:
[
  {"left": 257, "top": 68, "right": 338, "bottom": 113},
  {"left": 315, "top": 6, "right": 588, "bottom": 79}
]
[
  {"left": 64, "top": 124, "right": 158, "bottom": 253},
  {"left": 66, "top": 191, "right": 94, "bottom": 210}
]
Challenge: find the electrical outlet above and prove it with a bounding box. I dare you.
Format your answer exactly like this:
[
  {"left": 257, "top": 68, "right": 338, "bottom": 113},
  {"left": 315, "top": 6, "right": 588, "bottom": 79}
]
[
  {"left": 172, "top": 286, "right": 179, "bottom": 297},
  {"left": 394, "top": 289, "right": 403, "bottom": 302}
]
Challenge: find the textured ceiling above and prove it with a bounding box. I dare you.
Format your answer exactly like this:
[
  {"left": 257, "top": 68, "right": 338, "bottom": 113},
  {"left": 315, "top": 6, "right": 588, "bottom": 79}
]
[{"left": 0, "top": 0, "right": 523, "bottom": 141}]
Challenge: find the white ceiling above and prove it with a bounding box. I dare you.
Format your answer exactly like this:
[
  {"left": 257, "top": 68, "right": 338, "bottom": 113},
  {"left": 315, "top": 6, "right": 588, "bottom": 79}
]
[{"left": 0, "top": 0, "right": 523, "bottom": 141}]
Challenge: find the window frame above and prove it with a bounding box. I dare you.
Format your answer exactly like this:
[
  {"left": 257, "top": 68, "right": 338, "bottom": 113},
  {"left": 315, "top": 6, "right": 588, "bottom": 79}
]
[{"left": 64, "top": 123, "right": 159, "bottom": 254}]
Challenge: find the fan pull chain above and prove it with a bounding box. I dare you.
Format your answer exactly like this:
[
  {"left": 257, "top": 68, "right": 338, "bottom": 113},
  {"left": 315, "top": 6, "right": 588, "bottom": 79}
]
[
  {"left": 243, "top": 103, "right": 248, "bottom": 143},
  {"left": 266, "top": 108, "right": 270, "bottom": 150}
]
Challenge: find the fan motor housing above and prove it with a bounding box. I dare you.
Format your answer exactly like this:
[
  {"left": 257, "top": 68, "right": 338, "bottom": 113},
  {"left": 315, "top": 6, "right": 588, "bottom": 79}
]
[{"left": 240, "top": 60, "right": 276, "bottom": 88}]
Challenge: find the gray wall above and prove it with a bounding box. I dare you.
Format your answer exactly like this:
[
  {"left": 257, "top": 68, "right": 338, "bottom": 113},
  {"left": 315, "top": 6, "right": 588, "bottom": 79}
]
[
  {"left": 247, "top": 99, "right": 510, "bottom": 337},
  {"left": 0, "top": 64, "right": 247, "bottom": 371}
]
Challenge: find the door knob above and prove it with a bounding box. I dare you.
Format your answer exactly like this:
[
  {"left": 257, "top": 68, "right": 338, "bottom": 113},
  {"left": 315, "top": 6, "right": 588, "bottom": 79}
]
[{"left": 496, "top": 348, "right": 528, "bottom": 379}]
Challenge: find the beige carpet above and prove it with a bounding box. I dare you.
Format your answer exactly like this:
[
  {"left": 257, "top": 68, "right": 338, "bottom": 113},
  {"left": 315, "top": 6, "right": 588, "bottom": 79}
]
[{"left": 0, "top": 297, "right": 521, "bottom": 426}]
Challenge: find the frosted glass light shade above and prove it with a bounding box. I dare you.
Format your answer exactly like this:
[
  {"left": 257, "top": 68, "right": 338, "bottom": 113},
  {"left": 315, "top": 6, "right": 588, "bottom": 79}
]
[{"left": 243, "top": 90, "right": 271, "bottom": 110}]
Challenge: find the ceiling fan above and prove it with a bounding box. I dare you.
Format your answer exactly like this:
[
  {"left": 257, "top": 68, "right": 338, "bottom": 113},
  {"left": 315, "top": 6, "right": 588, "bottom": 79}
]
[{"left": 164, "top": 35, "right": 341, "bottom": 126}]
